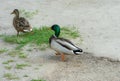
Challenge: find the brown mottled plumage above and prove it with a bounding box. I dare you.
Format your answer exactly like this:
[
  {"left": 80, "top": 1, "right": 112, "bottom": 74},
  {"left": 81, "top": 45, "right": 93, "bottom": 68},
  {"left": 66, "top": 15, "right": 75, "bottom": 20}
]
[{"left": 11, "top": 9, "right": 32, "bottom": 36}]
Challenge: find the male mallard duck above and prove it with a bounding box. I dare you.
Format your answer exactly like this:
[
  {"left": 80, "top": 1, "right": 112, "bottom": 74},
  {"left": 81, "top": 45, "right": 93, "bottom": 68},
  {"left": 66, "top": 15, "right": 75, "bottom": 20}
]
[
  {"left": 11, "top": 9, "right": 32, "bottom": 36},
  {"left": 49, "top": 24, "right": 83, "bottom": 61}
]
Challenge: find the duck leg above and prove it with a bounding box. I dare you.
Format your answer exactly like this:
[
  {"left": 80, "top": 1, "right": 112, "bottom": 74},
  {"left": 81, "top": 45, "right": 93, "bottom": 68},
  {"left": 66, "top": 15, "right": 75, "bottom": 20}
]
[
  {"left": 61, "top": 53, "right": 65, "bottom": 61},
  {"left": 17, "top": 31, "right": 19, "bottom": 36}
]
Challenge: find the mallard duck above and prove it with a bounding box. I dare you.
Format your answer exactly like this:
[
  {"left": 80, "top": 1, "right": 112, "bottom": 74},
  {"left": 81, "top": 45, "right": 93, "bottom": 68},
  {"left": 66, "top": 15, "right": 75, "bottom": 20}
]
[
  {"left": 11, "top": 9, "right": 32, "bottom": 36},
  {"left": 49, "top": 24, "right": 83, "bottom": 61}
]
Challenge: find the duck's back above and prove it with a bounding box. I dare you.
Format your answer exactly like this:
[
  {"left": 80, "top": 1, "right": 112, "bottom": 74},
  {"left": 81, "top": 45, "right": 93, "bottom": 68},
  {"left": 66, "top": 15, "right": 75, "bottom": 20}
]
[
  {"left": 13, "top": 17, "right": 30, "bottom": 31},
  {"left": 18, "top": 17, "right": 30, "bottom": 27}
]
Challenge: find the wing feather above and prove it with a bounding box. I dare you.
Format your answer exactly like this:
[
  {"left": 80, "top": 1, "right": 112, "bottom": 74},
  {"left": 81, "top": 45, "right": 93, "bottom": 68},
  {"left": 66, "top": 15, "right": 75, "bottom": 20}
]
[
  {"left": 17, "top": 17, "right": 30, "bottom": 28},
  {"left": 55, "top": 38, "right": 78, "bottom": 50}
]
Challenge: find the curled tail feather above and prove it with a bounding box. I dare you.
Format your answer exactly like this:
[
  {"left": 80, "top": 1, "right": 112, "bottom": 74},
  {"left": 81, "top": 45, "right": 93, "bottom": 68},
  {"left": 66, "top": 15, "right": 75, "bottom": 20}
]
[{"left": 73, "top": 49, "right": 83, "bottom": 55}]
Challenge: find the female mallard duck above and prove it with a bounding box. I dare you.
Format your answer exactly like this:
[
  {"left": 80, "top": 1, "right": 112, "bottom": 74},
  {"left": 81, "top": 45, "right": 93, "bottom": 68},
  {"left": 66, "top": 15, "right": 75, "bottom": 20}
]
[
  {"left": 49, "top": 24, "right": 83, "bottom": 61},
  {"left": 11, "top": 9, "right": 32, "bottom": 36}
]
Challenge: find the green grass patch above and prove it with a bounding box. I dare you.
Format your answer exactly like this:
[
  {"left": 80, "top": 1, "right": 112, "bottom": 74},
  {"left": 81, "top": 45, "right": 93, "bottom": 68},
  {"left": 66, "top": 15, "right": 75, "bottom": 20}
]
[
  {"left": 4, "top": 65, "right": 12, "bottom": 70},
  {"left": 15, "top": 63, "right": 30, "bottom": 69},
  {"left": 20, "top": 9, "right": 39, "bottom": 19},
  {"left": 18, "top": 52, "right": 27, "bottom": 58},
  {"left": 61, "top": 27, "right": 80, "bottom": 38},
  {"left": 31, "top": 79, "right": 46, "bottom": 81},
  {"left": 3, "top": 73, "right": 19, "bottom": 80},
  {"left": 8, "top": 50, "right": 27, "bottom": 58},
  {"left": 0, "top": 48, "right": 8, "bottom": 54},
  {"left": 23, "top": 74, "right": 29, "bottom": 77},
  {"left": 1, "top": 26, "right": 81, "bottom": 50},
  {"left": 8, "top": 50, "right": 18, "bottom": 57},
  {"left": 2, "top": 60, "right": 14, "bottom": 64}
]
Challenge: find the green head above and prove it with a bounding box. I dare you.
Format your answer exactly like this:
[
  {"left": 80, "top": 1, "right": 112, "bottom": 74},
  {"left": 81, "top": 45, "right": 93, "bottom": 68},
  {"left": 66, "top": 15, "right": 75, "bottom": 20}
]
[{"left": 51, "top": 24, "right": 60, "bottom": 37}]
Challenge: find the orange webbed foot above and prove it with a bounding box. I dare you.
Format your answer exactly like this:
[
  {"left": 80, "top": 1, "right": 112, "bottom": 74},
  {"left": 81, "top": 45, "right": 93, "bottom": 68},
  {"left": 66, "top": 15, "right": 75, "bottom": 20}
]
[{"left": 61, "top": 53, "right": 65, "bottom": 61}]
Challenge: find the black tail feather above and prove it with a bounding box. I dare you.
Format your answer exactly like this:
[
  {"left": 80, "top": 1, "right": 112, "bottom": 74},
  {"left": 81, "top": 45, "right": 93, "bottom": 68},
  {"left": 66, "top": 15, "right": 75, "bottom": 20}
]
[{"left": 73, "top": 49, "right": 83, "bottom": 55}]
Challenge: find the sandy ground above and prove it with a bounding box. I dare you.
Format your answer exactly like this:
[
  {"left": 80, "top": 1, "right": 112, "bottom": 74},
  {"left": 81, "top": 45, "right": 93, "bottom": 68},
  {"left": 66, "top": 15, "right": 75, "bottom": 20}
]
[{"left": 0, "top": 0, "right": 120, "bottom": 81}]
